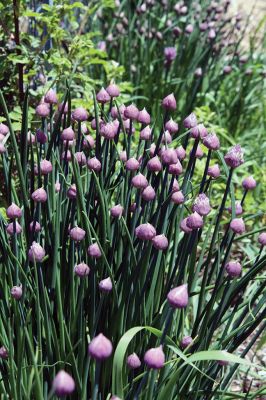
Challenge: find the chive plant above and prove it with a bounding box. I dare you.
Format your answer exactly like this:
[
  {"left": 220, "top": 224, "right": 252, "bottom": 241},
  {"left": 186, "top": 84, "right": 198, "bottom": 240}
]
[{"left": 0, "top": 86, "right": 265, "bottom": 400}]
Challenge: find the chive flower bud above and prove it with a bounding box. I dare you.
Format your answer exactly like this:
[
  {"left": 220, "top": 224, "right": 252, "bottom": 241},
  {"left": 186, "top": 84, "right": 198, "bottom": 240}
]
[
  {"left": 230, "top": 218, "right": 245, "bottom": 234},
  {"left": 36, "top": 129, "right": 47, "bottom": 144},
  {"left": 44, "top": 89, "right": 58, "bottom": 104},
  {"left": 195, "top": 145, "right": 204, "bottom": 158},
  {"left": 99, "top": 277, "right": 112, "bottom": 292},
  {"left": 169, "top": 160, "right": 182, "bottom": 175},
  {"left": 96, "top": 88, "right": 111, "bottom": 104},
  {"left": 137, "top": 108, "right": 151, "bottom": 125},
  {"left": 127, "top": 353, "right": 141, "bottom": 369},
  {"left": 36, "top": 103, "right": 50, "bottom": 118},
  {"left": 135, "top": 223, "right": 156, "bottom": 240},
  {"left": 183, "top": 113, "right": 197, "bottom": 129},
  {"left": 165, "top": 118, "right": 179, "bottom": 134},
  {"left": 194, "top": 68, "right": 203, "bottom": 78},
  {"left": 0, "top": 346, "right": 8, "bottom": 360},
  {"left": 162, "top": 93, "right": 177, "bottom": 111},
  {"left": 83, "top": 135, "right": 95, "bottom": 149},
  {"left": 223, "top": 65, "right": 232, "bottom": 75},
  {"left": 140, "top": 125, "right": 152, "bottom": 140},
  {"left": 29, "top": 221, "right": 41, "bottom": 233},
  {"left": 164, "top": 47, "right": 177, "bottom": 64},
  {"left": 225, "top": 261, "right": 242, "bottom": 278},
  {"left": 186, "top": 212, "right": 204, "bottom": 229},
  {"left": 125, "top": 157, "right": 140, "bottom": 171},
  {"left": 191, "top": 124, "right": 208, "bottom": 139},
  {"left": 72, "top": 107, "right": 88, "bottom": 121},
  {"left": 242, "top": 176, "right": 256, "bottom": 190},
  {"left": 160, "top": 148, "right": 178, "bottom": 165},
  {"left": 67, "top": 184, "right": 77, "bottom": 199},
  {"left": 88, "top": 243, "right": 101, "bottom": 258},
  {"left": 171, "top": 191, "right": 185, "bottom": 205},
  {"left": 6, "top": 221, "right": 22, "bottom": 235},
  {"left": 167, "top": 284, "right": 188, "bottom": 308},
  {"left": 258, "top": 232, "right": 266, "bottom": 246},
  {"left": 161, "top": 130, "right": 172, "bottom": 144},
  {"left": 75, "top": 152, "right": 87, "bottom": 166},
  {"left": 0, "top": 123, "right": 9, "bottom": 136},
  {"left": 10, "top": 285, "right": 23, "bottom": 300},
  {"left": 180, "top": 218, "right": 192, "bottom": 233},
  {"left": 207, "top": 164, "right": 220, "bottom": 179},
  {"left": 110, "top": 204, "right": 123, "bottom": 218},
  {"left": 74, "top": 263, "right": 90, "bottom": 277},
  {"left": 61, "top": 127, "right": 75, "bottom": 141},
  {"left": 141, "top": 185, "right": 156, "bottom": 201},
  {"left": 124, "top": 104, "right": 139, "bottom": 120},
  {"left": 132, "top": 173, "right": 148, "bottom": 189},
  {"left": 176, "top": 145, "right": 186, "bottom": 160},
  {"left": 106, "top": 83, "right": 120, "bottom": 98},
  {"left": 193, "top": 194, "right": 211, "bottom": 216},
  {"left": 28, "top": 242, "right": 45, "bottom": 262},
  {"left": 172, "top": 179, "right": 179, "bottom": 192},
  {"left": 58, "top": 102, "right": 68, "bottom": 114},
  {"left": 180, "top": 336, "right": 193, "bottom": 349},
  {"left": 185, "top": 24, "right": 194, "bottom": 34},
  {"left": 147, "top": 156, "right": 162, "bottom": 172},
  {"left": 6, "top": 203, "right": 22, "bottom": 219},
  {"left": 100, "top": 122, "right": 118, "bottom": 139},
  {"left": 0, "top": 143, "right": 6, "bottom": 153},
  {"left": 152, "top": 234, "right": 168, "bottom": 250},
  {"left": 202, "top": 133, "right": 220, "bottom": 150},
  {"left": 119, "top": 151, "right": 127, "bottom": 162},
  {"left": 31, "top": 188, "right": 47, "bottom": 203},
  {"left": 52, "top": 370, "right": 75, "bottom": 397},
  {"left": 69, "top": 227, "right": 85, "bottom": 242},
  {"left": 208, "top": 28, "right": 216, "bottom": 39},
  {"left": 227, "top": 201, "right": 243, "bottom": 215},
  {"left": 87, "top": 157, "right": 101, "bottom": 172},
  {"left": 39, "top": 159, "right": 53, "bottom": 175},
  {"left": 144, "top": 345, "right": 165, "bottom": 369},
  {"left": 88, "top": 333, "right": 113, "bottom": 360}
]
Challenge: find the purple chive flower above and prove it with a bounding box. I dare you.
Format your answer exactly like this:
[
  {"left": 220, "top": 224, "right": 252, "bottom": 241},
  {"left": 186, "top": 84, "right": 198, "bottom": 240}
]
[
  {"left": 31, "top": 188, "right": 47, "bottom": 203},
  {"left": 160, "top": 148, "right": 178, "bottom": 165},
  {"left": 127, "top": 353, "right": 141, "bottom": 369},
  {"left": 75, "top": 152, "right": 87, "bottom": 166},
  {"left": 202, "top": 133, "right": 220, "bottom": 150},
  {"left": 132, "top": 173, "right": 148, "bottom": 189},
  {"left": 258, "top": 232, "right": 266, "bottom": 246},
  {"left": 29, "top": 221, "right": 41, "bottom": 233},
  {"left": 125, "top": 157, "right": 140, "bottom": 171},
  {"left": 87, "top": 157, "right": 101, "bottom": 172},
  {"left": 36, "top": 103, "right": 50, "bottom": 118},
  {"left": 58, "top": 102, "right": 68, "bottom": 114},
  {"left": 141, "top": 185, "right": 156, "bottom": 201},
  {"left": 207, "top": 164, "right": 220, "bottom": 179},
  {"left": 88, "top": 243, "right": 101, "bottom": 258},
  {"left": 61, "top": 127, "right": 75, "bottom": 141},
  {"left": 72, "top": 107, "right": 88, "bottom": 122},
  {"left": 6, "top": 221, "right": 22, "bottom": 235},
  {"left": 10, "top": 285, "right": 23, "bottom": 300},
  {"left": 81, "top": 123, "right": 88, "bottom": 134},
  {"left": 69, "top": 227, "right": 86, "bottom": 242},
  {"left": 230, "top": 218, "right": 245, "bottom": 234},
  {"left": 135, "top": 223, "right": 156, "bottom": 240},
  {"left": 208, "top": 28, "right": 216, "bottom": 39},
  {"left": 183, "top": 113, "right": 197, "bottom": 129},
  {"left": 173, "top": 26, "right": 182, "bottom": 37},
  {"left": 110, "top": 396, "right": 122, "bottom": 400},
  {"left": 194, "top": 67, "right": 203, "bottom": 78},
  {"left": 140, "top": 125, "right": 152, "bottom": 141},
  {"left": 190, "top": 124, "right": 208, "bottom": 139},
  {"left": 195, "top": 145, "right": 204, "bottom": 158},
  {"left": 162, "top": 93, "right": 177, "bottom": 111},
  {"left": 110, "top": 204, "right": 123, "bottom": 218},
  {"left": 165, "top": 118, "right": 179, "bottom": 134},
  {"left": 242, "top": 176, "right": 256, "bottom": 190},
  {"left": 28, "top": 242, "right": 45, "bottom": 263},
  {"left": 0, "top": 346, "right": 8, "bottom": 360},
  {"left": 193, "top": 194, "right": 211, "bottom": 216},
  {"left": 167, "top": 284, "right": 188, "bottom": 308},
  {"left": 172, "top": 179, "right": 179, "bottom": 192},
  {"left": 223, "top": 65, "right": 232, "bottom": 75},
  {"left": 200, "top": 22, "right": 208, "bottom": 31},
  {"left": 39, "top": 159, "right": 53, "bottom": 175},
  {"left": 67, "top": 184, "right": 77, "bottom": 199},
  {"left": 74, "top": 263, "right": 90, "bottom": 277},
  {"left": 119, "top": 151, "right": 127, "bottom": 162},
  {"left": 147, "top": 156, "right": 162, "bottom": 172},
  {"left": 0, "top": 123, "right": 9, "bottom": 136},
  {"left": 96, "top": 88, "right": 111, "bottom": 104},
  {"left": 180, "top": 336, "right": 193, "bottom": 349},
  {"left": 169, "top": 160, "right": 183, "bottom": 175},
  {"left": 100, "top": 122, "right": 118, "bottom": 140},
  {"left": 36, "top": 129, "right": 47, "bottom": 144},
  {"left": 161, "top": 131, "right": 172, "bottom": 145},
  {"left": 185, "top": 24, "right": 194, "bottom": 34},
  {"left": 99, "top": 277, "right": 113, "bottom": 292},
  {"left": 171, "top": 191, "right": 185, "bottom": 205},
  {"left": 44, "top": 89, "right": 58, "bottom": 104},
  {"left": 55, "top": 182, "right": 61, "bottom": 193},
  {"left": 227, "top": 201, "right": 243, "bottom": 215},
  {"left": 52, "top": 370, "right": 75, "bottom": 397},
  {"left": 106, "top": 83, "right": 120, "bottom": 98},
  {"left": 144, "top": 345, "right": 165, "bottom": 369},
  {"left": 91, "top": 117, "right": 103, "bottom": 130},
  {"left": 180, "top": 218, "right": 192, "bottom": 233},
  {"left": 124, "top": 104, "right": 139, "bottom": 120},
  {"left": 186, "top": 212, "right": 204, "bottom": 230},
  {"left": 176, "top": 146, "right": 186, "bottom": 160},
  {"left": 225, "top": 261, "right": 242, "bottom": 278},
  {"left": 137, "top": 108, "right": 151, "bottom": 125},
  {"left": 152, "top": 234, "right": 168, "bottom": 250},
  {"left": 6, "top": 203, "right": 22, "bottom": 219},
  {"left": 0, "top": 143, "right": 6, "bottom": 154},
  {"left": 164, "top": 47, "right": 177, "bottom": 63},
  {"left": 88, "top": 333, "right": 113, "bottom": 360},
  {"left": 83, "top": 135, "right": 95, "bottom": 150}
]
